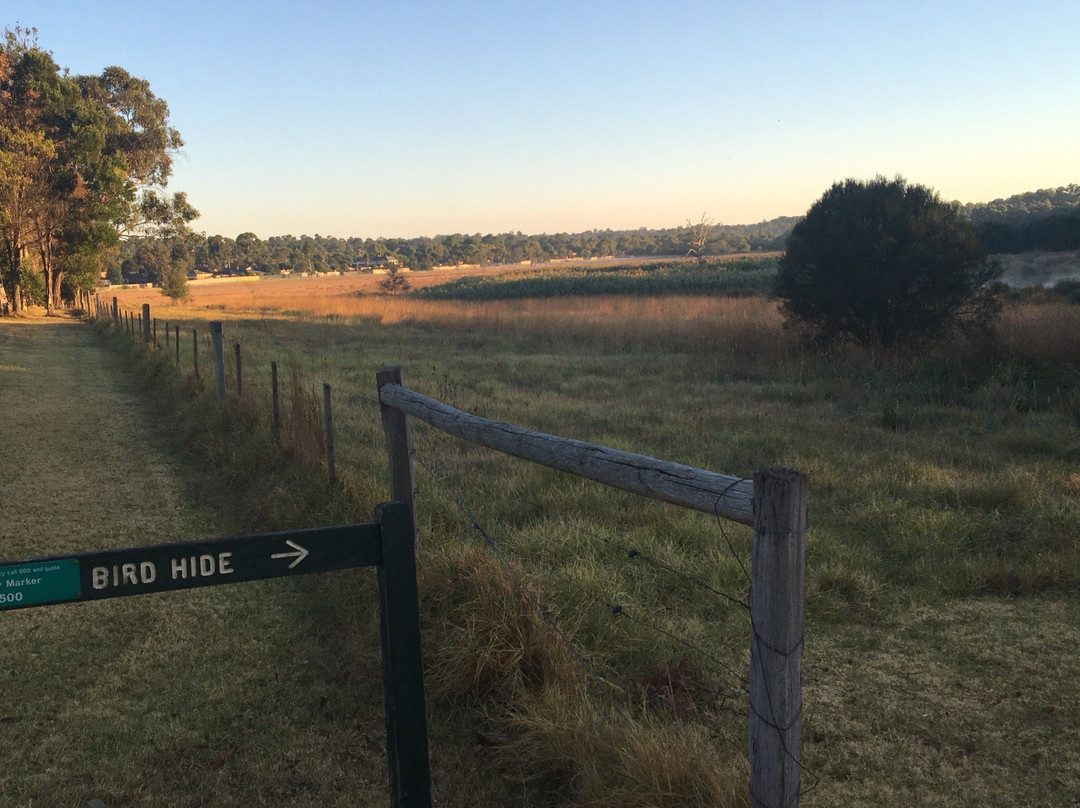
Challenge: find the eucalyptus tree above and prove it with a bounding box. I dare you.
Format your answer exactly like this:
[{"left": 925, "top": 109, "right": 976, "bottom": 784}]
[{"left": 0, "top": 26, "right": 192, "bottom": 314}]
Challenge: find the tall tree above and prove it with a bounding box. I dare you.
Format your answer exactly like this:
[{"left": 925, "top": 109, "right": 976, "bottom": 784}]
[{"left": 0, "top": 27, "right": 191, "bottom": 314}]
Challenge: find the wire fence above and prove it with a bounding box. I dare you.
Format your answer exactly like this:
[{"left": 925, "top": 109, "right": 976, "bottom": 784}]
[{"left": 91, "top": 296, "right": 814, "bottom": 807}]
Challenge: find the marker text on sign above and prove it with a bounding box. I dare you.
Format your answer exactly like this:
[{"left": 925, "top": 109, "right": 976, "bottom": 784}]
[{"left": 0, "top": 560, "right": 81, "bottom": 608}]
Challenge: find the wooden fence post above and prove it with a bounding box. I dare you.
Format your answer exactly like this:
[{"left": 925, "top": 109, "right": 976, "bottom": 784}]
[
  {"left": 271, "top": 361, "right": 280, "bottom": 439},
  {"left": 112, "top": 297, "right": 119, "bottom": 330},
  {"left": 175, "top": 325, "right": 180, "bottom": 365},
  {"left": 749, "top": 468, "right": 807, "bottom": 808},
  {"left": 377, "top": 366, "right": 417, "bottom": 546},
  {"left": 209, "top": 321, "right": 226, "bottom": 405},
  {"left": 375, "top": 501, "right": 432, "bottom": 808},
  {"left": 234, "top": 344, "right": 243, "bottom": 398},
  {"left": 323, "top": 383, "right": 336, "bottom": 488}
]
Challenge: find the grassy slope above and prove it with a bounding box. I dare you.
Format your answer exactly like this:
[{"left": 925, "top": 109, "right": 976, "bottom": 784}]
[{"left": 0, "top": 317, "right": 389, "bottom": 807}]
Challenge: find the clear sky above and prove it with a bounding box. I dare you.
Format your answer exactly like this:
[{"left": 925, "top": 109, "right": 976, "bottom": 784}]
[{"left": 8, "top": 1, "right": 1080, "bottom": 240}]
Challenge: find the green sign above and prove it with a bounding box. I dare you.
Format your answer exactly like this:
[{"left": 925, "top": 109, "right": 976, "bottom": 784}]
[
  {"left": 0, "top": 523, "right": 383, "bottom": 612},
  {"left": 0, "top": 559, "right": 81, "bottom": 609}
]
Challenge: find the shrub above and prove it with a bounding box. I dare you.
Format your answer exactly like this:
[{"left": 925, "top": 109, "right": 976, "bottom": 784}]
[{"left": 775, "top": 176, "right": 1001, "bottom": 349}]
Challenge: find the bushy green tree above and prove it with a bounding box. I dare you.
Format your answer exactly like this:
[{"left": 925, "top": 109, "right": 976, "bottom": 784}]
[
  {"left": 0, "top": 26, "right": 191, "bottom": 314},
  {"left": 775, "top": 176, "right": 1001, "bottom": 349}
]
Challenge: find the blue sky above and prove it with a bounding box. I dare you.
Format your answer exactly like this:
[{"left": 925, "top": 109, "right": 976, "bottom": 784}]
[{"left": 8, "top": 1, "right": 1080, "bottom": 239}]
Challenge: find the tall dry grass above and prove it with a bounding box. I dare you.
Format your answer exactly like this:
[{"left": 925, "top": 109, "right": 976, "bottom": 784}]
[{"left": 997, "top": 300, "right": 1080, "bottom": 364}]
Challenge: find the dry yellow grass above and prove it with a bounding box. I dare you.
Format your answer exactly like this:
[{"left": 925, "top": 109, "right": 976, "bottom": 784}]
[
  {"left": 109, "top": 273, "right": 792, "bottom": 362},
  {"left": 997, "top": 300, "right": 1080, "bottom": 363}
]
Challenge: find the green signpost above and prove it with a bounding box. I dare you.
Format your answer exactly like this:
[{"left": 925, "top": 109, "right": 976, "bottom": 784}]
[
  {"left": 1, "top": 502, "right": 431, "bottom": 808},
  {"left": 1, "top": 523, "right": 382, "bottom": 609}
]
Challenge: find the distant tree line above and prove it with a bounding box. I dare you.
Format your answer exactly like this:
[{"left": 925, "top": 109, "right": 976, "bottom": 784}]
[
  {"left": 963, "top": 185, "right": 1080, "bottom": 254},
  {"left": 114, "top": 218, "right": 798, "bottom": 282}
]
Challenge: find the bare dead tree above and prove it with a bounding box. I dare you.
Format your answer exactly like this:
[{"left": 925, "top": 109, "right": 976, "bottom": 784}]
[{"left": 686, "top": 212, "right": 715, "bottom": 264}]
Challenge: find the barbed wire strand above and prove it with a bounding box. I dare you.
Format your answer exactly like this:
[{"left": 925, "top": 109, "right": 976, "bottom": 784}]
[
  {"left": 405, "top": 424, "right": 753, "bottom": 694},
  {"left": 394, "top": 416, "right": 818, "bottom": 792},
  {"left": 536, "top": 558, "right": 750, "bottom": 694},
  {"left": 713, "top": 477, "right": 755, "bottom": 586},
  {"left": 404, "top": 434, "right": 628, "bottom": 719},
  {"left": 501, "top": 488, "right": 752, "bottom": 611},
  {"left": 408, "top": 422, "right": 754, "bottom": 612}
]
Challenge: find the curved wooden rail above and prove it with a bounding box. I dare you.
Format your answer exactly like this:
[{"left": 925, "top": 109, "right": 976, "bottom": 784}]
[{"left": 377, "top": 378, "right": 755, "bottom": 526}]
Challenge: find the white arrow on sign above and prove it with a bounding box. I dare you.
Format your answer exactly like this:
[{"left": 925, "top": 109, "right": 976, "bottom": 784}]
[{"left": 271, "top": 540, "right": 309, "bottom": 569}]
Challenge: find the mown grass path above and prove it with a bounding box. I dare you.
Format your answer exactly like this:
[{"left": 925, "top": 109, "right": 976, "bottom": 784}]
[{"left": 0, "top": 317, "right": 387, "bottom": 807}]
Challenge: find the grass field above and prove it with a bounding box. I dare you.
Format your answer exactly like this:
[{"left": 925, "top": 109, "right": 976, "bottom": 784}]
[
  {"left": 76, "top": 271, "right": 1080, "bottom": 804},
  {"left": 0, "top": 317, "right": 391, "bottom": 807}
]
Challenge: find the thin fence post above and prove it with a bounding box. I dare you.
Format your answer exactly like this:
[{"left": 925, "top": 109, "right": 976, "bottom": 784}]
[
  {"left": 271, "top": 361, "right": 280, "bottom": 440},
  {"left": 377, "top": 366, "right": 417, "bottom": 546},
  {"left": 749, "top": 467, "right": 807, "bottom": 808},
  {"left": 323, "top": 382, "right": 336, "bottom": 488},
  {"left": 112, "top": 297, "right": 119, "bottom": 330},
  {"left": 235, "top": 343, "right": 243, "bottom": 399},
  {"left": 175, "top": 325, "right": 180, "bottom": 365},
  {"left": 209, "top": 321, "right": 225, "bottom": 405}
]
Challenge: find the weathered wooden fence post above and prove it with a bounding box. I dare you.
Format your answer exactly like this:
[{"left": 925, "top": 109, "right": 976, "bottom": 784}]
[
  {"left": 323, "top": 383, "right": 336, "bottom": 488},
  {"left": 209, "top": 321, "right": 226, "bottom": 405},
  {"left": 749, "top": 467, "right": 808, "bottom": 808},
  {"left": 271, "top": 361, "right": 280, "bottom": 439},
  {"left": 112, "top": 297, "right": 119, "bottom": 330},
  {"left": 376, "top": 366, "right": 417, "bottom": 546},
  {"left": 234, "top": 343, "right": 243, "bottom": 398}
]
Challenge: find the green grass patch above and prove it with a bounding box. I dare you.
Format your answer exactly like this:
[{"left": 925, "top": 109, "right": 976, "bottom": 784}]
[{"left": 411, "top": 258, "right": 779, "bottom": 300}]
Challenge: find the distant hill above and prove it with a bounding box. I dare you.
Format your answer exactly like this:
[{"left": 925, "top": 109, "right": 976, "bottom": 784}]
[
  {"left": 962, "top": 184, "right": 1080, "bottom": 224},
  {"left": 960, "top": 185, "right": 1080, "bottom": 253}
]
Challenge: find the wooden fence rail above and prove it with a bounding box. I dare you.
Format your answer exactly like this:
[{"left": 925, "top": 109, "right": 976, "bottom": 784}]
[{"left": 376, "top": 374, "right": 756, "bottom": 526}]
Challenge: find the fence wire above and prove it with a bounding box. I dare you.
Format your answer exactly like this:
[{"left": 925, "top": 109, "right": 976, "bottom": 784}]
[
  {"left": 405, "top": 421, "right": 756, "bottom": 721},
  {"left": 97, "top": 307, "right": 818, "bottom": 802}
]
